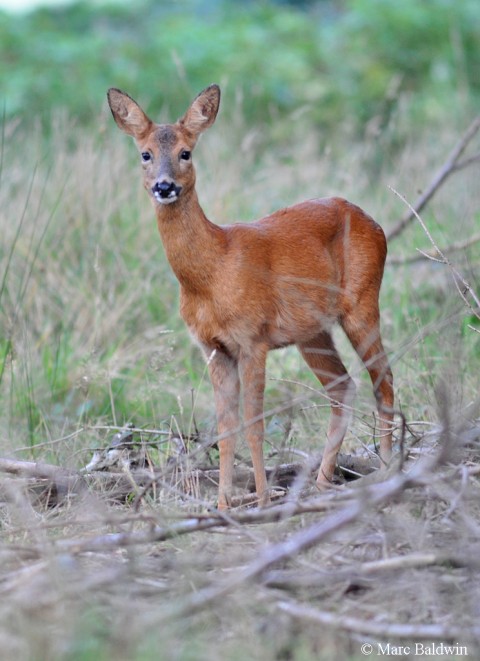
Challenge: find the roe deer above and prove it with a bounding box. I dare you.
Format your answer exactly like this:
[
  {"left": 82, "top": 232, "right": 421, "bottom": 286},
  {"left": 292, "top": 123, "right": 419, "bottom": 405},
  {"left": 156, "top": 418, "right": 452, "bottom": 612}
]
[{"left": 107, "top": 84, "right": 394, "bottom": 509}]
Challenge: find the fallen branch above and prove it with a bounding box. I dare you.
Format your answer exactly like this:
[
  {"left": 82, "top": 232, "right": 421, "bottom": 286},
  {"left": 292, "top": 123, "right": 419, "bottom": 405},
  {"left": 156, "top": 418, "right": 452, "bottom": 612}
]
[
  {"left": 388, "top": 116, "right": 480, "bottom": 242},
  {"left": 0, "top": 458, "right": 78, "bottom": 481},
  {"left": 0, "top": 458, "right": 84, "bottom": 506},
  {"left": 0, "top": 458, "right": 158, "bottom": 505},
  {"left": 264, "top": 551, "right": 480, "bottom": 589},
  {"left": 277, "top": 599, "right": 480, "bottom": 642}
]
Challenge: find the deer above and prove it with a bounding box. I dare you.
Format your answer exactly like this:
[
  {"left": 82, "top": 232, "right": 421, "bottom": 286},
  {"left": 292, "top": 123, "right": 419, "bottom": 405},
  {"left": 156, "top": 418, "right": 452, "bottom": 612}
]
[{"left": 107, "top": 84, "right": 394, "bottom": 510}]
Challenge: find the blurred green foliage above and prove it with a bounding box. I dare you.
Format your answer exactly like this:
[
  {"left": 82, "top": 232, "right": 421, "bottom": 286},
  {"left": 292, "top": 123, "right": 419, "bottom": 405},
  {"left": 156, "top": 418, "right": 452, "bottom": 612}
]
[{"left": 0, "top": 0, "right": 478, "bottom": 131}]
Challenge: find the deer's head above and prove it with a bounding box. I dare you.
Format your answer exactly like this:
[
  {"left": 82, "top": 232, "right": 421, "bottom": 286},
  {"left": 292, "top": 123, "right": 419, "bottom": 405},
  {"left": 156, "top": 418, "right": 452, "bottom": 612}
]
[{"left": 107, "top": 85, "right": 220, "bottom": 205}]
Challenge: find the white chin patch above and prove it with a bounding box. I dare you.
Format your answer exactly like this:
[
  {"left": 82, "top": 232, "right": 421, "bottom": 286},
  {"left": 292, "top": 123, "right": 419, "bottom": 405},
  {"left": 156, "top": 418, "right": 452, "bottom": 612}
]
[{"left": 154, "top": 191, "right": 178, "bottom": 205}]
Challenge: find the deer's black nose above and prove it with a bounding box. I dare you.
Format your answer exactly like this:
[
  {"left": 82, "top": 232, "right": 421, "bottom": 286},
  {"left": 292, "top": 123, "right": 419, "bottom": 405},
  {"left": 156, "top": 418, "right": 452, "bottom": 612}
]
[{"left": 153, "top": 180, "right": 178, "bottom": 199}]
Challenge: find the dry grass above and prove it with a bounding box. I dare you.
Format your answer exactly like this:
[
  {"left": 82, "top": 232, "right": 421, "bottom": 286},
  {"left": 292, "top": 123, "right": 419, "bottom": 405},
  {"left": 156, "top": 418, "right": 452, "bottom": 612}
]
[{"left": 1, "top": 104, "right": 479, "bottom": 659}]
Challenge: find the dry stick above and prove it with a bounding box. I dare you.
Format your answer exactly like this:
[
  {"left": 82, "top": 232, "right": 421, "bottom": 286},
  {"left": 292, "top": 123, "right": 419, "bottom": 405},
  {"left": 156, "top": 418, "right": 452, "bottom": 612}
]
[
  {"left": 277, "top": 600, "right": 480, "bottom": 642},
  {"left": 454, "top": 151, "right": 480, "bottom": 171},
  {"left": 265, "top": 551, "right": 480, "bottom": 589},
  {"left": 0, "top": 458, "right": 80, "bottom": 482},
  {"left": 89, "top": 424, "right": 171, "bottom": 437},
  {"left": 387, "top": 116, "right": 480, "bottom": 242},
  {"left": 6, "top": 473, "right": 398, "bottom": 559},
  {"left": 0, "top": 457, "right": 156, "bottom": 499},
  {"left": 389, "top": 187, "right": 480, "bottom": 323},
  {"left": 13, "top": 428, "right": 87, "bottom": 453},
  {"left": 0, "top": 458, "right": 177, "bottom": 510}
]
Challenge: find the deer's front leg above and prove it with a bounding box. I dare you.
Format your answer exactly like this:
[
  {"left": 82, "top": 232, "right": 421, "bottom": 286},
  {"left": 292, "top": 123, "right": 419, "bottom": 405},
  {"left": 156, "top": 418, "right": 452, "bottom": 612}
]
[
  {"left": 206, "top": 348, "right": 240, "bottom": 510},
  {"left": 239, "top": 345, "right": 270, "bottom": 507}
]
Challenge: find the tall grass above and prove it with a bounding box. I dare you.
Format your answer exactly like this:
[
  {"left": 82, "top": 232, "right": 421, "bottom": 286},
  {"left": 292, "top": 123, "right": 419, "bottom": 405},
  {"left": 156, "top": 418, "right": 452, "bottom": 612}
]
[{"left": 1, "top": 100, "right": 479, "bottom": 462}]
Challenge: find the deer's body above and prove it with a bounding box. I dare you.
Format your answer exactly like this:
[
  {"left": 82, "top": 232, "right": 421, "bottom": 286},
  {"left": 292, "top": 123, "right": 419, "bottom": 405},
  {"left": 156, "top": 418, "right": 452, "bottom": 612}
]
[
  {"left": 162, "top": 197, "right": 386, "bottom": 354},
  {"left": 108, "top": 84, "right": 394, "bottom": 509}
]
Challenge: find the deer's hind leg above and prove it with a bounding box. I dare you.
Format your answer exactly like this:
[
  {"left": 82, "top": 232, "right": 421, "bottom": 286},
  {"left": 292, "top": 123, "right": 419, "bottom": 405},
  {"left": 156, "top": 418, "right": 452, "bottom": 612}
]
[
  {"left": 298, "top": 331, "right": 356, "bottom": 487},
  {"left": 341, "top": 309, "right": 394, "bottom": 468}
]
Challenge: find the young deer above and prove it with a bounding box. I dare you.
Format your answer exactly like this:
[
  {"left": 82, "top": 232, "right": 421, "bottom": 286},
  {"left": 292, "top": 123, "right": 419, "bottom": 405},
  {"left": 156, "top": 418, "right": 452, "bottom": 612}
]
[{"left": 107, "top": 84, "right": 394, "bottom": 509}]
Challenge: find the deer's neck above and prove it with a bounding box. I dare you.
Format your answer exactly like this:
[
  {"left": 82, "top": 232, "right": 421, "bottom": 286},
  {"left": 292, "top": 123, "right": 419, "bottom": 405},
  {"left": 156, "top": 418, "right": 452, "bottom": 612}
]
[{"left": 154, "top": 190, "right": 226, "bottom": 293}]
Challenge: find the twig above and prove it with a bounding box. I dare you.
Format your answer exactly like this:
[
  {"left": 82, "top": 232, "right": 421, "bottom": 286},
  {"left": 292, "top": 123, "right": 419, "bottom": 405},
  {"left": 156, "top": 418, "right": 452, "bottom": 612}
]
[
  {"left": 88, "top": 424, "right": 171, "bottom": 436},
  {"left": 452, "top": 151, "right": 480, "bottom": 172},
  {"left": 388, "top": 116, "right": 480, "bottom": 241},
  {"left": 13, "top": 429, "right": 86, "bottom": 453},
  {"left": 277, "top": 599, "right": 480, "bottom": 641},
  {"left": 389, "top": 187, "right": 480, "bottom": 323},
  {"left": 264, "top": 551, "right": 480, "bottom": 589},
  {"left": 389, "top": 232, "right": 480, "bottom": 266}
]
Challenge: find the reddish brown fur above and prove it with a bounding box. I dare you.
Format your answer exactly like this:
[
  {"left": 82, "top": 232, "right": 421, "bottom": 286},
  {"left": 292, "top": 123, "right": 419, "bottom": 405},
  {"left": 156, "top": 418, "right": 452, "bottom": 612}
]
[{"left": 108, "top": 84, "right": 394, "bottom": 509}]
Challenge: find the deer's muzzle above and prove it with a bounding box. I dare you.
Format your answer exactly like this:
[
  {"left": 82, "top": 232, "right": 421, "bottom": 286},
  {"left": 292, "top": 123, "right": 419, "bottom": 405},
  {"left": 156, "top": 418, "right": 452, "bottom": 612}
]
[{"left": 152, "top": 180, "right": 182, "bottom": 204}]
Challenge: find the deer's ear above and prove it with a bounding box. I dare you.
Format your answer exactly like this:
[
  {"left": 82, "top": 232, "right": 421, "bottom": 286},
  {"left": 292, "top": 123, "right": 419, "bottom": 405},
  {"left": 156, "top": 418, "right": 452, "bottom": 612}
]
[
  {"left": 107, "top": 88, "right": 153, "bottom": 140},
  {"left": 179, "top": 84, "right": 220, "bottom": 136}
]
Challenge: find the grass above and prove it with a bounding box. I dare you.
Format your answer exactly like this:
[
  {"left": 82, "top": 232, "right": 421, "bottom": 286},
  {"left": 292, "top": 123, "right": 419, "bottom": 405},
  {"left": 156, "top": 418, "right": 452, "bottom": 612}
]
[
  {"left": 2, "top": 106, "right": 478, "bottom": 450},
  {"left": 0, "top": 99, "right": 479, "bottom": 659}
]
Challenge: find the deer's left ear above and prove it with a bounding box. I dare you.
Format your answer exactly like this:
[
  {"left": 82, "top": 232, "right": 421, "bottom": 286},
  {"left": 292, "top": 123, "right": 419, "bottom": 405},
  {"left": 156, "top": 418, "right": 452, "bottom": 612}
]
[{"left": 179, "top": 84, "right": 221, "bottom": 136}]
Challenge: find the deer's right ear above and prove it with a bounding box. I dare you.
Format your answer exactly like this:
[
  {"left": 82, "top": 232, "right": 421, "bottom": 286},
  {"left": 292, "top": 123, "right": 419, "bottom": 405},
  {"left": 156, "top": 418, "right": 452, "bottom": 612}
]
[{"left": 107, "top": 88, "right": 153, "bottom": 140}]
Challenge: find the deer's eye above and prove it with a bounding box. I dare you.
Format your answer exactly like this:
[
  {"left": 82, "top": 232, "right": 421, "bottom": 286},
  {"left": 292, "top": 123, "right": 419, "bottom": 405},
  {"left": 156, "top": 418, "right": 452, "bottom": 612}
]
[
  {"left": 141, "top": 152, "right": 151, "bottom": 162},
  {"left": 180, "top": 150, "right": 191, "bottom": 161}
]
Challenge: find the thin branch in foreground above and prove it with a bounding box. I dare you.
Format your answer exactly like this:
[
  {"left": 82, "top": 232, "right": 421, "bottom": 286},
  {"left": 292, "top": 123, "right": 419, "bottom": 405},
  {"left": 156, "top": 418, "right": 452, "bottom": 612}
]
[
  {"left": 277, "top": 600, "right": 480, "bottom": 642},
  {"left": 387, "top": 116, "right": 480, "bottom": 241}
]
